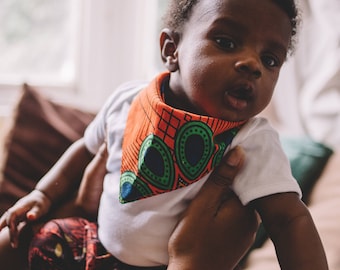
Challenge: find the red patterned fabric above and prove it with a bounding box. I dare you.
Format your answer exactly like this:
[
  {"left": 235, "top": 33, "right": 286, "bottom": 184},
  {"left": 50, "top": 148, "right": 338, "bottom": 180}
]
[{"left": 28, "top": 217, "right": 167, "bottom": 270}]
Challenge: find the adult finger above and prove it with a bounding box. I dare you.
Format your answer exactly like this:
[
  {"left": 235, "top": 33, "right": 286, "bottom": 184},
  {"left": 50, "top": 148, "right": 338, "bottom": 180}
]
[
  {"left": 210, "top": 145, "right": 245, "bottom": 186},
  {"left": 191, "top": 146, "right": 245, "bottom": 213},
  {"left": 75, "top": 142, "right": 108, "bottom": 218},
  {"left": 0, "top": 211, "right": 10, "bottom": 231},
  {"left": 6, "top": 209, "right": 24, "bottom": 248},
  {"left": 97, "top": 141, "right": 108, "bottom": 158}
]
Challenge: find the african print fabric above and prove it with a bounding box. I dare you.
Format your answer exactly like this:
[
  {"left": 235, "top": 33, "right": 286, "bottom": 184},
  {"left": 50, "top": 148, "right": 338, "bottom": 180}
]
[
  {"left": 28, "top": 217, "right": 167, "bottom": 270},
  {"left": 120, "top": 72, "right": 245, "bottom": 203}
]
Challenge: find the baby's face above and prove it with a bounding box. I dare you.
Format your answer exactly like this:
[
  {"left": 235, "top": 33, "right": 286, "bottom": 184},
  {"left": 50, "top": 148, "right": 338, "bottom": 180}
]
[{"left": 166, "top": 0, "right": 292, "bottom": 121}]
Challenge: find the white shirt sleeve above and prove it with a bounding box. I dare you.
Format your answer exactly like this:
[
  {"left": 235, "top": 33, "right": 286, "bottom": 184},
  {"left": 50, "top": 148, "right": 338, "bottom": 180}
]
[
  {"left": 84, "top": 80, "right": 148, "bottom": 154},
  {"left": 231, "top": 117, "right": 302, "bottom": 205}
]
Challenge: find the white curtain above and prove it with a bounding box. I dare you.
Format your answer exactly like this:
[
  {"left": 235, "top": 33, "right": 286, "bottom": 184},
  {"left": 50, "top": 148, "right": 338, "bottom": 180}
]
[
  {"left": 77, "top": 0, "right": 163, "bottom": 111},
  {"left": 270, "top": 0, "right": 340, "bottom": 149}
]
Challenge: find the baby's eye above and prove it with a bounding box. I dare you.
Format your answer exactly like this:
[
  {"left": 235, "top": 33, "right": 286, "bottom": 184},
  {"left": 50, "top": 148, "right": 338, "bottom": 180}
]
[
  {"left": 262, "top": 55, "right": 280, "bottom": 68},
  {"left": 215, "top": 37, "right": 236, "bottom": 50}
]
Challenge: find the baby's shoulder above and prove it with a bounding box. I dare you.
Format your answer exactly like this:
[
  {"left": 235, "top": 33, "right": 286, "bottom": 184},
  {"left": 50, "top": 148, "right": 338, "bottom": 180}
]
[{"left": 239, "top": 117, "right": 277, "bottom": 137}]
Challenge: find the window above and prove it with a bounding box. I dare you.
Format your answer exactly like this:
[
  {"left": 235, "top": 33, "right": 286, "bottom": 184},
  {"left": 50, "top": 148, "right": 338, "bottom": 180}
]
[
  {"left": 0, "top": 0, "right": 164, "bottom": 112},
  {"left": 0, "top": 0, "right": 78, "bottom": 86}
]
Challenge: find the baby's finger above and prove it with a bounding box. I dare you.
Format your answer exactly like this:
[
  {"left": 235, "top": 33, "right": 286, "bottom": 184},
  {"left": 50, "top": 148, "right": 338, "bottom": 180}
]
[{"left": 26, "top": 205, "right": 42, "bottom": 221}]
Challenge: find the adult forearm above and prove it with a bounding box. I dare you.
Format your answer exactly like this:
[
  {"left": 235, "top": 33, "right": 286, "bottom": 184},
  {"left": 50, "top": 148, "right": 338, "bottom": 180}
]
[{"left": 35, "top": 138, "right": 94, "bottom": 205}]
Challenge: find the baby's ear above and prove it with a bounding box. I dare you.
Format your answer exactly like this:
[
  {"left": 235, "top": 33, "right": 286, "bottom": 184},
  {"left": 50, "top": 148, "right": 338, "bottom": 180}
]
[{"left": 160, "top": 29, "right": 180, "bottom": 72}]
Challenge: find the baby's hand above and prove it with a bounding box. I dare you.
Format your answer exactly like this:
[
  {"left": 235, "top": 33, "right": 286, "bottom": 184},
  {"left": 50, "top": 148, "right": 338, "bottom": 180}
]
[{"left": 0, "top": 189, "right": 51, "bottom": 248}]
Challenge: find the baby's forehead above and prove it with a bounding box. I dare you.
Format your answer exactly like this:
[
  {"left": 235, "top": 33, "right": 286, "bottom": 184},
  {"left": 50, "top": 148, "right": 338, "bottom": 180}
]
[
  {"left": 182, "top": 0, "right": 292, "bottom": 50},
  {"left": 190, "top": 0, "right": 286, "bottom": 19},
  {"left": 196, "top": 1, "right": 290, "bottom": 27}
]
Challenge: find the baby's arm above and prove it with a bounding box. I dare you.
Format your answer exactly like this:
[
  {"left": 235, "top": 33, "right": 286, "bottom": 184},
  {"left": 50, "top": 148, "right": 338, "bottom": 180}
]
[
  {"left": 35, "top": 138, "right": 93, "bottom": 204},
  {"left": 252, "top": 192, "right": 328, "bottom": 270},
  {"left": 0, "top": 138, "right": 93, "bottom": 247}
]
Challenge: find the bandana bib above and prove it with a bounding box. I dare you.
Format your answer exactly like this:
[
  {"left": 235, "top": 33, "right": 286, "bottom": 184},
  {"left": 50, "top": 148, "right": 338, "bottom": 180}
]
[{"left": 120, "top": 73, "right": 245, "bottom": 203}]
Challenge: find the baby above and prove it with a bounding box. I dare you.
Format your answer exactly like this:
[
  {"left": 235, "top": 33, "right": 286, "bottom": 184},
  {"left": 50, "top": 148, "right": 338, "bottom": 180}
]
[{"left": 0, "top": 0, "right": 328, "bottom": 269}]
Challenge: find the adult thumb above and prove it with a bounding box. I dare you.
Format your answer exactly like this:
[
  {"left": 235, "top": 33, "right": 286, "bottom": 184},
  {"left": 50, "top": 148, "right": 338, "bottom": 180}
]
[
  {"left": 210, "top": 146, "right": 245, "bottom": 187},
  {"left": 196, "top": 146, "right": 245, "bottom": 208}
]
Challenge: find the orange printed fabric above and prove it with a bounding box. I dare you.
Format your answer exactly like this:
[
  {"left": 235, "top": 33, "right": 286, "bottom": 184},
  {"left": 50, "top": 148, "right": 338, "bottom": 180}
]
[{"left": 120, "top": 72, "right": 245, "bottom": 203}]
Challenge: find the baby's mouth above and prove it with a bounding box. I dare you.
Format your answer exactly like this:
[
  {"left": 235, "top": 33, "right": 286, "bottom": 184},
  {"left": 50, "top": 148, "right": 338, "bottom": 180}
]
[
  {"left": 224, "top": 86, "right": 254, "bottom": 110},
  {"left": 230, "top": 85, "right": 254, "bottom": 99}
]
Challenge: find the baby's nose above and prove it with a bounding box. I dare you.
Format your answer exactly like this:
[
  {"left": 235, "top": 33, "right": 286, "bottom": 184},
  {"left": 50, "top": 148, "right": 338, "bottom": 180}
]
[{"left": 234, "top": 56, "right": 262, "bottom": 79}]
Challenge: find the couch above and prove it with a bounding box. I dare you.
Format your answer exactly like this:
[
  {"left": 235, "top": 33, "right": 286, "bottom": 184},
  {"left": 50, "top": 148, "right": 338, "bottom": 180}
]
[{"left": 0, "top": 85, "right": 339, "bottom": 269}]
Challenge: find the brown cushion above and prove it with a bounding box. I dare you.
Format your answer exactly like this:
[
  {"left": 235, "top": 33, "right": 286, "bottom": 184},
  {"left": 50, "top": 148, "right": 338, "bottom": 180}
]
[{"left": 0, "top": 84, "right": 95, "bottom": 215}]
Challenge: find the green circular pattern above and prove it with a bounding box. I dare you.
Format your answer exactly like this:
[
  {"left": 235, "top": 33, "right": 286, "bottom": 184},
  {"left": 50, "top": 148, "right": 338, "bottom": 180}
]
[
  {"left": 120, "top": 171, "right": 152, "bottom": 203},
  {"left": 138, "top": 134, "right": 175, "bottom": 189},
  {"left": 175, "top": 121, "right": 214, "bottom": 180}
]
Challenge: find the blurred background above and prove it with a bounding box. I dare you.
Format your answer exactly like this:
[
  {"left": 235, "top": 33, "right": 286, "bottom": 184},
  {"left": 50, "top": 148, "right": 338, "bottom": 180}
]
[{"left": 0, "top": 0, "right": 167, "bottom": 113}]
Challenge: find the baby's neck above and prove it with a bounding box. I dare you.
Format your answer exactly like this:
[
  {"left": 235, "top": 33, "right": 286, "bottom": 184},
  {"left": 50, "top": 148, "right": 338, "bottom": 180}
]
[{"left": 162, "top": 81, "right": 202, "bottom": 115}]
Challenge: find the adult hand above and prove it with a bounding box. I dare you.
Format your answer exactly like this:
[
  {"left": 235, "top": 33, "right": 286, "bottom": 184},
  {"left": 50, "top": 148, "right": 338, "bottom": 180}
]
[
  {"left": 168, "top": 146, "right": 258, "bottom": 270},
  {"left": 0, "top": 189, "right": 51, "bottom": 248},
  {"left": 75, "top": 142, "right": 107, "bottom": 219}
]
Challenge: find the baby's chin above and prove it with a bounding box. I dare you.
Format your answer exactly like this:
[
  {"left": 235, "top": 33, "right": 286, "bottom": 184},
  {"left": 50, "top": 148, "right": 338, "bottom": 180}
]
[
  {"left": 183, "top": 105, "right": 250, "bottom": 122},
  {"left": 209, "top": 110, "right": 250, "bottom": 122}
]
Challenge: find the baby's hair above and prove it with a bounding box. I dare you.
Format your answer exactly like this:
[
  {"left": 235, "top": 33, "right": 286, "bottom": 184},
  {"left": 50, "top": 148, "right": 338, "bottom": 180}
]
[
  {"left": 271, "top": 0, "right": 300, "bottom": 53},
  {"left": 162, "top": 0, "right": 300, "bottom": 53}
]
